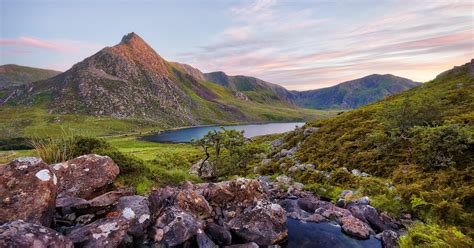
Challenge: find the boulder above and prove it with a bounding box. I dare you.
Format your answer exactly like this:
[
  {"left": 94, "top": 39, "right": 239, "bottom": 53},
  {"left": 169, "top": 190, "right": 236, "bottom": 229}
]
[
  {"left": 67, "top": 217, "right": 130, "bottom": 247},
  {"left": 116, "top": 195, "right": 151, "bottom": 237},
  {"left": 196, "top": 231, "right": 218, "bottom": 248},
  {"left": 304, "top": 213, "right": 326, "bottom": 223},
  {"left": 204, "top": 223, "right": 232, "bottom": 246},
  {"left": 380, "top": 230, "right": 399, "bottom": 248},
  {"left": 288, "top": 163, "right": 315, "bottom": 173},
  {"left": 148, "top": 186, "right": 177, "bottom": 218},
  {"left": 52, "top": 154, "right": 120, "bottom": 199},
  {"left": 0, "top": 220, "right": 73, "bottom": 248},
  {"left": 153, "top": 207, "right": 203, "bottom": 246},
  {"left": 0, "top": 157, "right": 58, "bottom": 226},
  {"left": 202, "top": 183, "right": 234, "bottom": 207},
  {"left": 270, "top": 138, "right": 284, "bottom": 148},
  {"left": 88, "top": 188, "right": 135, "bottom": 208},
  {"left": 303, "top": 127, "right": 318, "bottom": 137},
  {"left": 176, "top": 189, "right": 212, "bottom": 219},
  {"left": 340, "top": 215, "right": 371, "bottom": 239},
  {"left": 351, "top": 169, "right": 362, "bottom": 176},
  {"left": 347, "top": 204, "right": 384, "bottom": 232},
  {"left": 190, "top": 159, "right": 215, "bottom": 179},
  {"left": 297, "top": 197, "right": 327, "bottom": 213},
  {"left": 315, "top": 205, "right": 352, "bottom": 223},
  {"left": 261, "top": 158, "right": 272, "bottom": 166},
  {"left": 216, "top": 178, "right": 262, "bottom": 207},
  {"left": 228, "top": 200, "right": 287, "bottom": 246},
  {"left": 275, "top": 175, "right": 292, "bottom": 185}
]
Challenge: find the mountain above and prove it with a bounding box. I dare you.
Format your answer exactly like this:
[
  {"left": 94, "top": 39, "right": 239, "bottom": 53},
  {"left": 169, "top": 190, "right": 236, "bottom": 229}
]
[
  {"left": 291, "top": 74, "right": 421, "bottom": 109},
  {"left": 191, "top": 69, "right": 419, "bottom": 109},
  {"left": 169, "top": 64, "right": 294, "bottom": 104},
  {"left": 0, "top": 64, "right": 61, "bottom": 89},
  {"left": 0, "top": 33, "right": 323, "bottom": 127},
  {"left": 203, "top": 71, "right": 294, "bottom": 104}
]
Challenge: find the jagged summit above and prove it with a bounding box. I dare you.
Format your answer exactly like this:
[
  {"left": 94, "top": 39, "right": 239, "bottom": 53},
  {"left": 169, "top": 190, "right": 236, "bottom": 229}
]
[{"left": 120, "top": 32, "right": 145, "bottom": 45}]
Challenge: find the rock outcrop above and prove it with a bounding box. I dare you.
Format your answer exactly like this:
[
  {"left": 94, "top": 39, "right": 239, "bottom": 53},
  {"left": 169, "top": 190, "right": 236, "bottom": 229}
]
[
  {"left": 0, "top": 220, "right": 73, "bottom": 248},
  {"left": 0, "top": 154, "right": 406, "bottom": 247},
  {"left": 0, "top": 157, "right": 58, "bottom": 226},
  {"left": 52, "top": 154, "right": 120, "bottom": 199}
]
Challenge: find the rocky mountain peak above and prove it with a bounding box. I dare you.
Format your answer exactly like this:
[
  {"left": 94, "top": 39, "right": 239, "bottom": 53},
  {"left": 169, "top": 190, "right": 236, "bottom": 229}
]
[{"left": 120, "top": 32, "right": 144, "bottom": 45}]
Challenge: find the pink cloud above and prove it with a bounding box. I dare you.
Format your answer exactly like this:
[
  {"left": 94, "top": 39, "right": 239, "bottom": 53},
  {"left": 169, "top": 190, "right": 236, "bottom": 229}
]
[{"left": 1, "top": 36, "right": 61, "bottom": 51}]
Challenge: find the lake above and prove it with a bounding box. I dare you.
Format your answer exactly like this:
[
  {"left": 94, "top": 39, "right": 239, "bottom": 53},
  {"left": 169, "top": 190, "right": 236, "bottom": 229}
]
[{"left": 141, "top": 122, "right": 305, "bottom": 143}]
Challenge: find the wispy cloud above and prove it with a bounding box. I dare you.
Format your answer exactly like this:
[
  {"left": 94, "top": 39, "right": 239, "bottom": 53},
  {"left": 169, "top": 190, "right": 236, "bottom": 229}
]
[
  {"left": 178, "top": 0, "right": 474, "bottom": 90},
  {"left": 0, "top": 36, "right": 102, "bottom": 54}
]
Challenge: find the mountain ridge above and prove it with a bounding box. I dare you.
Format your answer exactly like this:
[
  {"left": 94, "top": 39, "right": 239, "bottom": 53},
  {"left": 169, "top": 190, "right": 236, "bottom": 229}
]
[{"left": 0, "top": 33, "right": 325, "bottom": 127}]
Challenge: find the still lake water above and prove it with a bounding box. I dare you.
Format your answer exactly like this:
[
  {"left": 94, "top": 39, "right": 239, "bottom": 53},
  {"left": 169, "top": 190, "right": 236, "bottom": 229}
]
[
  {"left": 142, "top": 122, "right": 305, "bottom": 143},
  {"left": 285, "top": 218, "right": 382, "bottom": 248}
]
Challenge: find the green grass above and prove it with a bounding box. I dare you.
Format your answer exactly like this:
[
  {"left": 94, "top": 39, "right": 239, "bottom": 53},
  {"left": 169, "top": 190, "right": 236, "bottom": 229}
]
[
  {"left": 106, "top": 135, "right": 201, "bottom": 162},
  {"left": 0, "top": 107, "right": 164, "bottom": 139}
]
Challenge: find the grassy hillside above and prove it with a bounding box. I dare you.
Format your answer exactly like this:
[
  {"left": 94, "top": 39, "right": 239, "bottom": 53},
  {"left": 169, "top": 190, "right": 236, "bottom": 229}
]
[
  {"left": 0, "top": 64, "right": 61, "bottom": 89},
  {"left": 263, "top": 60, "right": 473, "bottom": 239}
]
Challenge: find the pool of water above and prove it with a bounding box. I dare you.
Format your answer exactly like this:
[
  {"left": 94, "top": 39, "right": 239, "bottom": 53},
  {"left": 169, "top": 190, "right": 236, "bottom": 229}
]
[
  {"left": 141, "top": 122, "right": 305, "bottom": 143},
  {"left": 284, "top": 218, "right": 382, "bottom": 248}
]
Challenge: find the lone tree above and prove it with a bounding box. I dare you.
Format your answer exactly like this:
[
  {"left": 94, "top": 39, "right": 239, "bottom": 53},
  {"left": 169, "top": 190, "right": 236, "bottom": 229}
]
[{"left": 194, "top": 127, "right": 264, "bottom": 177}]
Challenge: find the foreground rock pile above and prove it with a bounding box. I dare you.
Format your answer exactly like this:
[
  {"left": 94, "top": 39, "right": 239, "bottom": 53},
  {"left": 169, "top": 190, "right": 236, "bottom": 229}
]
[{"left": 0, "top": 154, "right": 406, "bottom": 247}]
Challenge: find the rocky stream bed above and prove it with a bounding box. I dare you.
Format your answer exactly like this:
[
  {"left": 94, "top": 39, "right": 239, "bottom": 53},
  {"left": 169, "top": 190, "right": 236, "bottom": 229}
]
[{"left": 0, "top": 154, "right": 408, "bottom": 247}]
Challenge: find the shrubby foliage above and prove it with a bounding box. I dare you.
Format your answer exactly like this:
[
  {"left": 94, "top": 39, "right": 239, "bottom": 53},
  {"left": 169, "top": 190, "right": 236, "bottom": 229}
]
[
  {"left": 195, "top": 127, "right": 267, "bottom": 178},
  {"left": 269, "top": 62, "right": 474, "bottom": 238},
  {"left": 399, "top": 222, "right": 472, "bottom": 248}
]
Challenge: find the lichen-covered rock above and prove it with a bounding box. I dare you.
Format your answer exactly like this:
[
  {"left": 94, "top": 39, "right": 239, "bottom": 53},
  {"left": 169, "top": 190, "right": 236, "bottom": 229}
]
[
  {"left": 229, "top": 178, "right": 263, "bottom": 206},
  {"left": 52, "top": 154, "right": 120, "bottom": 199},
  {"left": 228, "top": 200, "right": 287, "bottom": 246},
  {"left": 341, "top": 215, "right": 371, "bottom": 239},
  {"left": 0, "top": 157, "right": 58, "bottom": 226},
  {"left": 205, "top": 223, "right": 232, "bottom": 246},
  {"left": 153, "top": 207, "right": 203, "bottom": 246},
  {"left": 176, "top": 190, "right": 212, "bottom": 219},
  {"left": 116, "top": 195, "right": 150, "bottom": 237},
  {"left": 67, "top": 217, "right": 130, "bottom": 247},
  {"left": 0, "top": 220, "right": 73, "bottom": 248}
]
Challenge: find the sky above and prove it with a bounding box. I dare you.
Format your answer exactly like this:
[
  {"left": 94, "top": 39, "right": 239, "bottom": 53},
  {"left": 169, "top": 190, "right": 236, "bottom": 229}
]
[{"left": 0, "top": 0, "right": 473, "bottom": 90}]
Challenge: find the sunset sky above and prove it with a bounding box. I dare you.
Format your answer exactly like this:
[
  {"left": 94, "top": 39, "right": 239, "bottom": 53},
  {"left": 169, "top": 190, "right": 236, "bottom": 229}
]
[{"left": 1, "top": 0, "right": 473, "bottom": 90}]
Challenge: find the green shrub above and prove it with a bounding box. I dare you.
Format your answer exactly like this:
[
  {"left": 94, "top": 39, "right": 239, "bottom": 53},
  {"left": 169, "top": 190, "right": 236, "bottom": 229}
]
[
  {"left": 399, "top": 222, "right": 472, "bottom": 248},
  {"left": 409, "top": 124, "right": 473, "bottom": 170}
]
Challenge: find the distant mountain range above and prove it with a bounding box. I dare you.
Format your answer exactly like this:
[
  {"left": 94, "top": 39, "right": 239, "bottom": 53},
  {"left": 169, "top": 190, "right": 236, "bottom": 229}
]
[
  {"left": 291, "top": 74, "right": 421, "bottom": 109},
  {"left": 0, "top": 32, "right": 421, "bottom": 124}
]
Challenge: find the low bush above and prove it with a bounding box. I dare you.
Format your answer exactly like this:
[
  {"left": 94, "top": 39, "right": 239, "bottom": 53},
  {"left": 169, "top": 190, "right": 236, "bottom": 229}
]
[{"left": 399, "top": 222, "right": 472, "bottom": 248}]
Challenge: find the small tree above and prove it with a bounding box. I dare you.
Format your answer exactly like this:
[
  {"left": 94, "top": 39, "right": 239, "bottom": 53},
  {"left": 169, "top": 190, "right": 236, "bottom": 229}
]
[{"left": 194, "top": 127, "right": 265, "bottom": 178}]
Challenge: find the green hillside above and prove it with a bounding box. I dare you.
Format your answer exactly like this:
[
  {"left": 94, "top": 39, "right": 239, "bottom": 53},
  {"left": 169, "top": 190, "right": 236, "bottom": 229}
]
[
  {"left": 0, "top": 64, "right": 61, "bottom": 89},
  {"left": 260, "top": 59, "right": 474, "bottom": 239}
]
